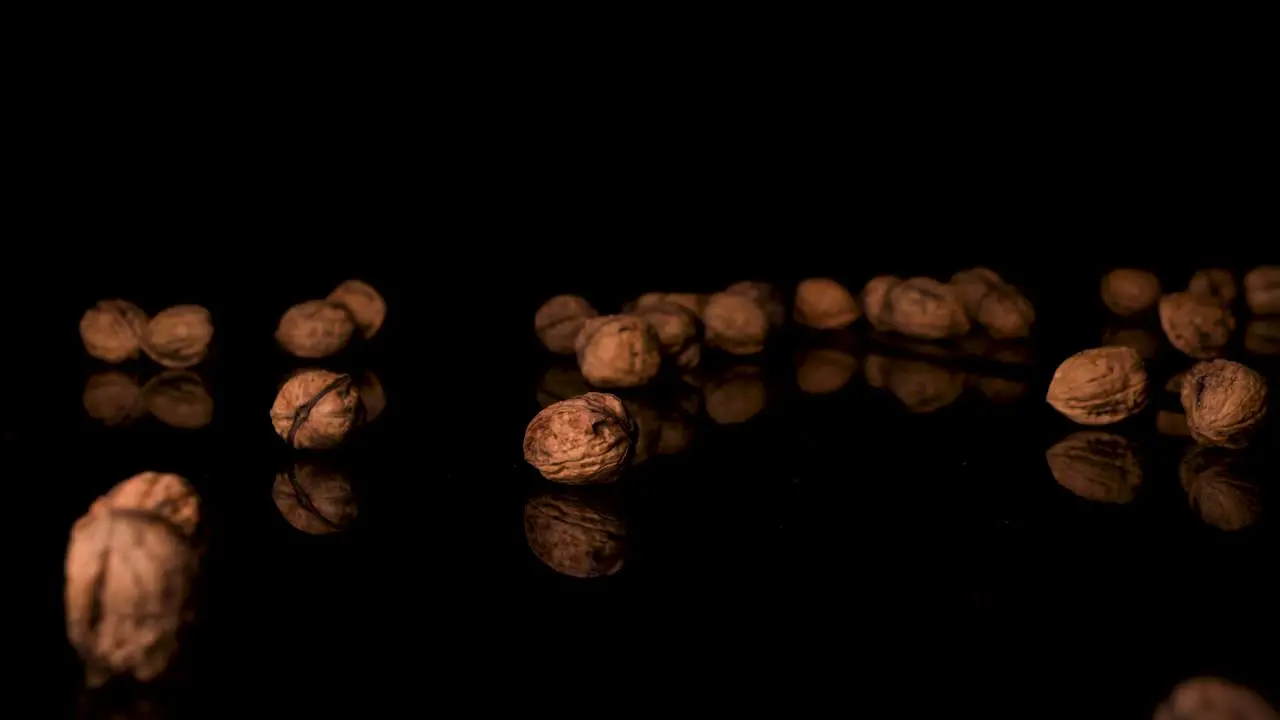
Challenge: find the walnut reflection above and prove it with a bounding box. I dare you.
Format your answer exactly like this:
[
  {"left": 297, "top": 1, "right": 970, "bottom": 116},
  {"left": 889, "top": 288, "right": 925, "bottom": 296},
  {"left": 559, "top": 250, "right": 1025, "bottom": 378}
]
[
  {"left": 83, "top": 371, "right": 144, "bottom": 426},
  {"left": 704, "top": 365, "right": 767, "bottom": 424},
  {"left": 1179, "top": 446, "right": 1262, "bottom": 531},
  {"left": 524, "top": 490, "right": 626, "bottom": 579},
  {"left": 1245, "top": 317, "right": 1280, "bottom": 356},
  {"left": 975, "top": 375, "right": 1028, "bottom": 405},
  {"left": 795, "top": 348, "right": 859, "bottom": 394},
  {"left": 141, "top": 371, "right": 212, "bottom": 430},
  {"left": 536, "top": 362, "right": 591, "bottom": 408},
  {"left": 272, "top": 461, "right": 358, "bottom": 535},
  {"left": 621, "top": 395, "right": 695, "bottom": 463},
  {"left": 865, "top": 354, "right": 966, "bottom": 413},
  {"left": 1045, "top": 431, "right": 1142, "bottom": 504},
  {"left": 359, "top": 371, "right": 386, "bottom": 423},
  {"left": 1101, "top": 325, "right": 1160, "bottom": 359},
  {"left": 1155, "top": 677, "right": 1277, "bottom": 720}
]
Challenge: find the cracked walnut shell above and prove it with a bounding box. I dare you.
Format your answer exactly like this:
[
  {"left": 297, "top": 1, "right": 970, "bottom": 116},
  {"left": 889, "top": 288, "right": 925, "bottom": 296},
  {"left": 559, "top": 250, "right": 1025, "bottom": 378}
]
[
  {"left": 880, "top": 277, "right": 970, "bottom": 340},
  {"left": 524, "top": 492, "right": 626, "bottom": 578},
  {"left": 1244, "top": 265, "right": 1280, "bottom": 314},
  {"left": 142, "top": 305, "right": 213, "bottom": 369},
  {"left": 575, "top": 315, "right": 662, "bottom": 388},
  {"left": 1179, "top": 359, "right": 1268, "bottom": 448},
  {"left": 535, "top": 294, "right": 598, "bottom": 355},
  {"left": 1045, "top": 431, "right": 1142, "bottom": 504},
  {"left": 1159, "top": 292, "right": 1236, "bottom": 359},
  {"left": 80, "top": 300, "right": 148, "bottom": 363},
  {"left": 270, "top": 370, "right": 360, "bottom": 449},
  {"left": 1101, "top": 268, "right": 1161, "bottom": 316},
  {"left": 523, "top": 392, "right": 636, "bottom": 485},
  {"left": 1046, "top": 346, "right": 1148, "bottom": 425},
  {"left": 793, "top": 278, "right": 861, "bottom": 330},
  {"left": 276, "top": 300, "right": 355, "bottom": 359},
  {"left": 703, "top": 292, "right": 769, "bottom": 355},
  {"left": 327, "top": 279, "right": 386, "bottom": 339}
]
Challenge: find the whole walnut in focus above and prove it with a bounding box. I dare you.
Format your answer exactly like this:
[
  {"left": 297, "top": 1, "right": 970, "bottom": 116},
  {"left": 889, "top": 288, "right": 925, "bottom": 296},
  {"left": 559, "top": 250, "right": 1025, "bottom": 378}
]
[
  {"left": 327, "top": 279, "right": 387, "bottom": 339},
  {"left": 523, "top": 392, "right": 636, "bottom": 485},
  {"left": 1188, "top": 268, "right": 1238, "bottom": 307},
  {"left": 636, "top": 302, "right": 701, "bottom": 370},
  {"left": 88, "top": 471, "right": 201, "bottom": 538},
  {"left": 865, "top": 354, "right": 966, "bottom": 413},
  {"left": 1244, "top": 265, "right": 1280, "bottom": 314},
  {"left": 1046, "top": 346, "right": 1148, "bottom": 425},
  {"left": 1179, "top": 446, "right": 1262, "bottom": 531},
  {"left": 575, "top": 315, "right": 662, "bottom": 388},
  {"left": 949, "top": 267, "right": 1004, "bottom": 320},
  {"left": 793, "top": 278, "right": 861, "bottom": 330},
  {"left": 795, "top": 348, "right": 858, "bottom": 394},
  {"left": 142, "top": 305, "right": 213, "bottom": 369},
  {"left": 270, "top": 370, "right": 360, "bottom": 449},
  {"left": 1159, "top": 292, "right": 1236, "bottom": 359},
  {"left": 83, "top": 372, "right": 143, "bottom": 426},
  {"left": 703, "top": 292, "right": 769, "bottom": 355},
  {"left": 80, "top": 300, "right": 148, "bottom": 363},
  {"left": 726, "top": 281, "right": 785, "bottom": 328},
  {"left": 276, "top": 300, "right": 355, "bottom": 359},
  {"left": 142, "top": 371, "right": 213, "bottom": 430},
  {"left": 705, "top": 365, "right": 767, "bottom": 424},
  {"left": 1045, "top": 431, "right": 1142, "bottom": 504},
  {"left": 1155, "top": 677, "right": 1277, "bottom": 720},
  {"left": 1246, "top": 317, "right": 1280, "bottom": 355},
  {"left": 273, "top": 462, "right": 358, "bottom": 535},
  {"left": 977, "top": 284, "right": 1034, "bottom": 339},
  {"left": 1101, "top": 326, "right": 1160, "bottom": 359},
  {"left": 524, "top": 492, "right": 626, "bottom": 579},
  {"left": 861, "top": 275, "right": 903, "bottom": 331},
  {"left": 879, "top": 277, "right": 970, "bottom": 340},
  {"left": 534, "top": 295, "right": 598, "bottom": 355},
  {"left": 1101, "top": 268, "right": 1161, "bottom": 316},
  {"left": 1179, "top": 359, "right": 1268, "bottom": 448}
]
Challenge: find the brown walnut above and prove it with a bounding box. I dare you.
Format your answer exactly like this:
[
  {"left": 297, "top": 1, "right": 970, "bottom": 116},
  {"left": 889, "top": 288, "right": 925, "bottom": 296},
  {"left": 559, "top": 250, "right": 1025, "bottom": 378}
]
[
  {"left": 83, "top": 371, "right": 143, "bottom": 426},
  {"left": 1045, "top": 431, "right": 1142, "bottom": 504},
  {"left": 534, "top": 294, "right": 598, "bottom": 355},
  {"left": 142, "top": 305, "right": 213, "bottom": 369},
  {"left": 1165, "top": 370, "right": 1188, "bottom": 394},
  {"left": 725, "top": 281, "right": 785, "bottom": 328},
  {"left": 705, "top": 365, "right": 767, "bottom": 424},
  {"left": 1046, "top": 346, "right": 1148, "bottom": 425},
  {"left": 949, "top": 267, "right": 1004, "bottom": 320},
  {"left": 142, "top": 370, "right": 213, "bottom": 430},
  {"left": 1155, "top": 677, "right": 1277, "bottom": 720},
  {"left": 703, "top": 292, "right": 769, "bottom": 355},
  {"left": 1244, "top": 265, "right": 1280, "bottom": 314},
  {"left": 662, "top": 292, "right": 710, "bottom": 317},
  {"left": 327, "top": 279, "right": 387, "bottom": 339},
  {"left": 861, "top": 275, "right": 903, "bottom": 330},
  {"left": 1179, "top": 359, "right": 1268, "bottom": 448},
  {"left": 1159, "top": 292, "right": 1236, "bottom": 359},
  {"left": 88, "top": 471, "right": 201, "bottom": 538},
  {"left": 1101, "top": 268, "right": 1161, "bottom": 316},
  {"left": 524, "top": 492, "right": 626, "bottom": 579},
  {"left": 523, "top": 392, "right": 636, "bottom": 485},
  {"left": 276, "top": 300, "right": 355, "bottom": 359},
  {"left": 865, "top": 354, "right": 966, "bottom": 413},
  {"left": 273, "top": 461, "right": 358, "bottom": 535},
  {"left": 793, "top": 278, "right": 861, "bottom": 330},
  {"left": 80, "top": 300, "right": 148, "bottom": 363},
  {"left": 636, "top": 302, "right": 701, "bottom": 370},
  {"left": 575, "top": 315, "right": 662, "bottom": 388},
  {"left": 976, "top": 284, "right": 1034, "bottom": 339},
  {"left": 880, "top": 277, "right": 970, "bottom": 340},
  {"left": 1188, "top": 268, "right": 1238, "bottom": 306},
  {"left": 795, "top": 348, "right": 858, "bottom": 394},
  {"left": 1101, "top": 326, "right": 1160, "bottom": 359},
  {"left": 270, "top": 370, "right": 360, "bottom": 449},
  {"left": 1245, "top": 317, "right": 1280, "bottom": 356},
  {"left": 1179, "top": 446, "right": 1262, "bottom": 531}
]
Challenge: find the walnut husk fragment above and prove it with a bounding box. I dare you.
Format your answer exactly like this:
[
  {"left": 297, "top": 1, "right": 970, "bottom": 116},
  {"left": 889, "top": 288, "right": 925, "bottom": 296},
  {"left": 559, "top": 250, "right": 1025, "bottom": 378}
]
[
  {"left": 524, "top": 492, "right": 626, "bottom": 579},
  {"left": 142, "top": 371, "right": 213, "bottom": 430},
  {"left": 575, "top": 315, "right": 662, "bottom": 387},
  {"left": 636, "top": 302, "right": 701, "bottom": 370},
  {"left": 949, "top": 267, "right": 1004, "bottom": 320},
  {"left": 725, "top": 281, "right": 785, "bottom": 328},
  {"left": 275, "top": 300, "right": 355, "bottom": 359},
  {"left": 879, "top": 277, "right": 970, "bottom": 340},
  {"left": 1101, "top": 268, "right": 1161, "bottom": 316},
  {"left": 534, "top": 295, "right": 598, "bottom": 355},
  {"left": 1158, "top": 292, "right": 1236, "bottom": 359},
  {"left": 273, "top": 461, "right": 358, "bottom": 534},
  {"left": 270, "top": 370, "right": 360, "bottom": 449},
  {"left": 1179, "top": 359, "right": 1268, "bottom": 448},
  {"left": 703, "top": 292, "right": 769, "bottom": 355},
  {"left": 1245, "top": 317, "right": 1280, "bottom": 355},
  {"left": 976, "top": 284, "right": 1034, "bottom": 339},
  {"left": 83, "top": 371, "right": 143, "bottom": 426},
  {"left": 1244, "top": 265, "right": 1280, "bottom": 314},
  {"left": 705, "top": 365, "right": 767, "bottom": 424},
  {"left": 327, "top": 279, "right": 387, "bottom": 339},
  {"left": 1179, "top": 446, "right": 1261, "bottom": 531},
  {"left": 861, "top": 275, "right": 903, "bottom": 331},
  {"left": 865, "top": 354, "right": 965, "bottom": 413},
  {"left": 1045, "top": 431, "right": 1142, "bottom": 504},
  {"left": 142, "top": 305, "right": 213, "bottom": 369},
  {"left": 80, "top": 300, "right": 148, "bottom": 363},
  {"left": 795, "top": 348, "right": 858, "bottom": 394},
  {"left": 1188, "top": 268, "right": 1238, "bottom": 307},
  {"left": 1046, "top": 346, "right": 1148, "bottom": 425},
  {"left": 1154, "top": 677, "right": 1277, "bottom": 720},
  {"left": 793, "top": 278, "right": 861, "bottom": 330},
  {"left": 523, "top": 392, "right": 636, "bottom": 485}
]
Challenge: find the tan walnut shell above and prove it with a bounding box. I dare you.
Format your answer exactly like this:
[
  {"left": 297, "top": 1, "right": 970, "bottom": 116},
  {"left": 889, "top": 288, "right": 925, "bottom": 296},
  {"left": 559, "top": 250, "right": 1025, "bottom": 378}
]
[
  {"left": 327, "top": 279, "right": 386, "bottom": 339},
  {"left": 1188, "top": 268, "right": 1238, "bottom": 306},
  {"left": 273, "top": 462, "right": 358, "bottom": 535},
  {"left": 1045, "top": 431, "right": 1142, "bottom": 504},
  {"left": 80, "top": 300, "right": 148, "bottom": 363},
  {"left": 1158, "top": 292, "right": 1236, "bottom": 359},
  {"left": 977, "top": 284, "right": 1034, "bottom": 339},
  {"left": 949, "top": 267, "right": 1004, "bottom": 320},
  {"left": 524, "top": 492, "right": 626, "bottom": 579},
  {"left": 142, "top": 305, "right": 213, "bottom": 369},
  {"left": 523, "top": 392, "right": 636, "bottom": 485},
  {"left": 793, "top": 278, "right": 861, "bottom": 330},
  {"left": 1046, "top": 346, "right": 1148, "bottom": 425},
  {"left": 1244, "top": 265, "right": 1280, "bottom": 314},
  {"left": 1179, "top": 359, "right": 1268, "bottom": 448},
  {"left": 142, "top": 370, "right": 213, "bottom": 430},
  {"left": 270, "top": 370, "right": 360, "bottom": 449},
  {"left": 83, "top": 371, "right": 143, "bottom": 426},
  {"left": 1101, "top": 268, "right": 1161, "bottom": 316},
  {"left": 534, "top": 294, "right": 598, "bottom": 355},
  {"left": 1155, "top": 677, "right": 1277, "bottom": 720},
  {"left": 276, "top": 300, "right": 355, "bottom": 359},
  {"left": 1179, "top": 446, "right": 1262, "bottom": 531},
  {"left": 726, "top": 281, "right": 785, "bottom": 328},
  {"left": 575, "top": 315, "right": 662, "bottom": 388},
  {"left": 703, "top": 292, "right": 769, "bottom": 355},
  {"left": 88, "top": 471, "right": 201, "bottom": 538},
  {"left": 861, "top": 275, "right": 903, "bottom": 330},
  {"left": 880, "top": 277, "right": 970, "bottom": 340},
  {"left": 636, "top": 301, "right": 701, "bottom": 370}
]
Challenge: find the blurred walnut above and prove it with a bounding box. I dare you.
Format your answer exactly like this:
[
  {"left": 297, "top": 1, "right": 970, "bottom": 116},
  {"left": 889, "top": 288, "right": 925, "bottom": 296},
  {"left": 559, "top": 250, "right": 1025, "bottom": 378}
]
[
  {"left": 1046, "top": 346, "right": 1148, "bottom": 425},
  {"left": 880, "top": 277, "right": 970, "bottom": 340},
  {"left": 142, "top": 305, "right": 213, "bottom": 369},
  {"left": 725, "top": 281, "right": 785, "bottom": 328},
  {"left": 1101, "top": 326, "right": 1160, "bottom": 359},
  {"left": 1045, "top": 431, "right": 1142, "bottom": 504},
  {"left": 275, "top": 300, "right": 355, "bottom": 359},
  {"left": 977, "top": 375, "right": 1028, "bottom": 405},
  {"left": 793, "top": 278, "right": 861, "bottom": 330},
  {"left": 1101, "top": 268, "right": 1161, "bottom": 316},
  {"left": 865, "top": 354, "right": 966, "bottom": 413},
  {"left": 1156, "top": 410, "right": 1190, "bottom": 437},
  {"left": 703, "top": 292, "right": 769, "bottom": 355},
  {"left": 83, "top": 372, "right": 143, "bottom": 426},
  {"left": 620, "top": 396, "right": 662, "bottom": 467},
  {"left": 949, "top": 267, "right": 1004, "bottom": 320},
  {"left": 534, "top": 295, "right": 598, "bottom": 355},
  {"left": 358, "top": 371, "right": 386, "bottom": 423},
  {"left": 623, "top": 292, "right": 666, "bottom": 313},
  {"left": 536, "top": 363, "right": 591, "bottom": 408},
  {"left": 1155, "top": 677, "right": 1277, "bottom": 720},
  {"left": 637, "top": 302, "right": 701, "bottom": 370},
  {"left": 1245, "top": 317, "right": 1280, "bottom": 355},
  {"left": 523, "top": 392, "right": 635, "bottom": 485},
  {"left": 954, "top": 334, "right": 1036, "bottom": 365},
  {"left": 1188, "top": 268, "right": 1238, "bottom": 307},
  {"left": 861, "top": 275, "right": 903, "bottom": 330},
  {"left": 80, "top": 300, "right": 148, "bottom": 363},
  {"left": 142, "top": 371, "right": 213, "bottom": 430},
  {"left": 705, "top": 365, "right": 767, "bottom": 424},
  {"left": 1179, "top": 359, "right": 1268, "bottom": 448},
  {"left": 1179, "top": 446, "right": 1262, "bottom": 531},
  {"left": 1159, "top": 292, "right": 1236, "bottom": 359},
  {"left": 796, "top": 348, "right": 858, "bottom": 394},
  {"left": 626, "top": 291, "right": 708, "bottom": 318},
  {"left": 977, "top": 284, "right": 1034, "bottom": 339},
  {"left": 273, "top": 462, "right": 358, "bottom": 535},
  {"left": 575, "top": 315, "right": 662, "bottom": 388},
  {"left": 88, "top": 471, "right": 201, "bottom": 538},
  {"left": 327, "top": 279, "right": 386, "bottom": 339},
  {"left": 270, "top": 370, "right": 360, "bottom": 449},
  {"left": 1244, "top": 265, "right": 1280, "bottom": 314},
  {"left": 524, "top": 492, "right": 626, "bottom": 579}
]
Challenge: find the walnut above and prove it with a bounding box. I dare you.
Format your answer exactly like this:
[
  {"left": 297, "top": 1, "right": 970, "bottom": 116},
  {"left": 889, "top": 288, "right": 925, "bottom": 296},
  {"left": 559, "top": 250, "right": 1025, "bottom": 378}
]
[
  {"left": 726, "top": 281, "right": 785, "bottom": 328},
  {"left": 1046, "top": 346, "right": 1148, "bottom": 425},
  {"left": 141, "top": 305, "right": 213, "bottom": 369},
  {"left": 142, "top": 371, "right": 213, "bottom": 430},
  {"left": 977, "top": 375, "right": 1028, "bottom": 404},
  {"left": 575, "top": 315, "right": 662, "bottom": 388},
  {"left": 976, "top": 284, "right": 1034, "bottom": 339},
  {"left": 793, "top": 278, "right": 861, "bottom": 330},
  {"left": 65, "top": 509, "right": 198, "bottom": 687},
  {"left": 1179, "top": 359, "right": 1268, "bottom": 448},
  {"left": 524, "top": 492, "right": 626, "bottom": 578},
  {"left": 88, "top": 471, "right": 201, "bottom": 538},
  {"left": 1101, "top": 268, "right": 1161, "bottom": 316},
  {"left": 861, "top": 275, "right": 903, "bottom": 330},
  {"left": 1101, "top": 326, "right": 1160, "bottom": 359},
  {"left": 83, "top": 371, "right": 143, "bottom": 426},
  {"left": 273, "top": 461, "right": 358, "bottom": 534},
  {"left": 536, "top": 363, "right": 591, "bottom": 408},
  {"left": 270, "top": 370, "right": 360, "bottom": 449},
  {"left": 1243, "top": 265, "right": 1280, "bottom": 314},
  {"left": 1179, "top": 446, "right": 1261, "bottom": 531},
  {"left": 534, "top": 294, "right": 598, "bottom": 354},
  {"left": 880, "top": 277, "right": 970, "bottom": 340},
  {"left": 1188, "top": 268, "right": 1238, "bottom": 306},
  {"left": 949, "top": 267, "right": 1004, "bottom": 320},
  {"left": 703, "top": 292, "right": 769, "bottom": 355},
  {"left": 705, "top": 365, "right": 767, "bottom": 424},
  {"left": 1045, "top": 431, "right": 1142, "bottom": 503},
  {"left": 865, "top": 354, "right": 966, "bottom": 413},
  {"left": 1159, "top": 292, "right": 1236, "bottom": 359},
  {"left": 1156, "top": 410, "right": 1189, "bottom": 437},
  {"left": 358, "top": 371, "right": 386, "bottom": 423},
  {"left": 1155, "top": 677, "right": 1277, "bottom": 720},
  {"left": 662, "top": 292, "right": 709, "bottom": 317},
  {"left": 1245, "top": 317, "right": 1280, "bottom": 356},
  {"left": 795, "top": 348, "right": 858, "bottom": 394},
  {"left": 636, "top": 302, "right": 701, "bottom": 370},
  {"left": 276, "top": 300, "right": 355, "bottom": 359},
  {"left": 80, "top": 300, "right": 148, "bottom": 363},
  {"left": 523, "top": 392, "right": 635, "bottom": 484},
  {"left": 327, "top": 279, "right": 386, "bottom": 339}
]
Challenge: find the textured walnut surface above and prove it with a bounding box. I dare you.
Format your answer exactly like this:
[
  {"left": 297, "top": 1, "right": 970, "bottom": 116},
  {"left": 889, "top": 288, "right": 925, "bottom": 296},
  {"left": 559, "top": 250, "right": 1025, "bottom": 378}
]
[
  {"left": 949, "top": 267, "right": 1004, "bottom": 320},
  {"left": 270, "top": 370, "right": 360, "bottom": 449},
  {"left": 273, "top": 463, "right": 358, "bottom": 535},
  {"left": 523, "top": 392, "right": 635, "bottom": 485},
  {"left": 83, "top": 371, "right": 143, "bottom": 426},
  {"left": 89, "top": 471, "right": 201, "bottom": 538},
  {"left": 80, "top": 300, "right": 148, "bottom": 363},
  {"left": 793, "top": 278, "right": 861, "bottom": 330},
  {"left": 524, "top": 493, "right": 626, "bottom": 579},
  {"left": 534, "top": 294, "right": 598, "bottom": 355},
  {"left": 142, "top": 305, "right": 213, "bottom": 369},
  {"left": 1179, "top": 359, "right": 1268, "bottom": 448},
  {"left": 795, "top": 348, "right": 858, "bottom": 394},
  {"left": 976, "top": 284, "right": 1034, "bottom": 339},
  {"left": 880, "top": 277, "right": 970, "bottom": 340},
  {"left": 574, "top": 315, "right": 662, "bottom": 388},
  {"left": 1246, "top": 317, "right": 1280, "bottom": 355},
  {"left": 1179, "top": 446, "right": 1261, "bottom": 531},
  {"left": 865, "top": 354, "right": 966, "bottom": 413},
  {"left": 1159, "top": 292, "right": 1236, "bottom": 359},
  {"left": 327, "top": 279, "right": 387, "bottom": 339},
  {"left": 1188, "top": 268, "right": 1238, "bottom": 306},
  {"left": 725, "top": 281, "right": 785, "bottom": 327},
  {"left": 636, "top": 302, "right": 701, "bottom": 370},
  {"left": 703, "top": 292, "right": 769, "bottom": 355},
  {"left": 1244, "top": 265, "right": 1280, "bottom": 314},
  {"left": 276, "top": 300, "right": 355, "bottom": 359},
  {"left": 861, "top": 275, "right": 903, "bottom": 331},
  {"left": 1101, "top": 268, "right": 1161, "bottom": 316},
  {"left": 142, "top": 371, "right": 213, "bottom": 429},
  {"left": 1046, "top": 346, "right": 1148, "bottom": 425},
  {"left": 1154, "top": 677, "right": 1277, "bottom": 720},
  {"left": 1045, "top": 431, "right": 1142, "bottom": 503}
]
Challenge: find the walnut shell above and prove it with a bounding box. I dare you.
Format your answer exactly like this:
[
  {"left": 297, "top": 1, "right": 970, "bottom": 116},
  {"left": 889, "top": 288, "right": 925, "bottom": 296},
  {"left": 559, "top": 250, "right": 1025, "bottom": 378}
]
[
  {"left": 1045, "top": 431, "right": 1142, "bottom": 503},
  {"left": 272, "top": 462, "right": 358, "bottom": 535},
  {"left": 327, "top": 279, "right": 387, "bottom": 339},
  {"left": 976, "top": 284, "right": 1034, "bottom": 339},
  {"left": 574, "top": 315, "right": 662, "bottom": 388},
  {"left": 524, "top": 492, "right": 626, "bottom": 579},
  {"left": 662, "top": 292, "right": 709, "bottom": 317},
  {"left": 142, "top": 371, "right": 213, "bottom": 430},
  {"left": 636, "top": 302, "right": 701, "bottom": 370},
  {"left": 705, "top": 365, "right": 767, "bottom": 424},
  {"left": 1101, "top": 326, "right": 1160, "bottom": 359},
  {"left": 141, "top": 305, "right": 213, "bottom": 369},
  {"left": 1179, "top": 359, "right": 1268, "bottom": 448},
  {"left": 1243, "top": 265, "right": 1280, "bottom": 314},
  {"left": 275, "top": 300, "right": 355, "bottom": 359},
  {"left": 793, "top": 278, "right": 861, "bottom": 330},
  {"left": 861, "top": 275, "right": 903, "bottom": 331},
  {"left": 83, "top": 371, "right": 143, "bottom": 426},
  {"left": 1101, "top": 268, "right": 1161, "bottom": 316},
  {"left": 1245, "top": 317, "right": 1280, "bottom": 356},
  {"left": 1155, "top": 677, "right": 1277, "bottom": 720},
  {"left": 795, "top": 348, "right": 858, "bottom": 394},
  {"left": 80, "top": 300, "right": 148, "bottom": 363},
  {"left": 865, "top": 354, "right": 966, "bottom": 413},
  {"left": 523, "top": 392, "right": 636, "bottom": 485},
  {"left": 1179, "top": 446, "right": 1261, "bottom": 531},
  {"left": 534, "top": 294, "right": 598, "bottom": 355},
  {"left": 1158, "top": 292, "right": 1236, "bottom": 359},
  {"left": 725, "top": 281, "right": 785, "bottom": 328},
  {"left": 1188, "top": 268, "right": 1238, "bottom": 307},
  {"left": 269, "top": 370, "right": 360, "bottom": 449},
  {"left": 880, "top": 277, "right": 970, "bottom": 340},
  {"left": 88, "top": 471, "right": 201, "bottom": 538},
  {"left": 703, "top": 292, "right": 769, "bottom": 355},
  {"left": 949, "top": 267, "right": 1004, "bottom": 320},
  {"left": 1046, "top": 346, "right": 1148, "bottom": 425}
]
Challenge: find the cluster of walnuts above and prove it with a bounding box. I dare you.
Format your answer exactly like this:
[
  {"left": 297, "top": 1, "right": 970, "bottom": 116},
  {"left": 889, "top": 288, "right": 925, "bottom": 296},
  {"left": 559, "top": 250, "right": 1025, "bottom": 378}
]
[
  {"left": 276, "top": 279, "right": 387, "bottom": 359},
  {"left": 80, "top": 301, "right": 214, "bottom": 368}
]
